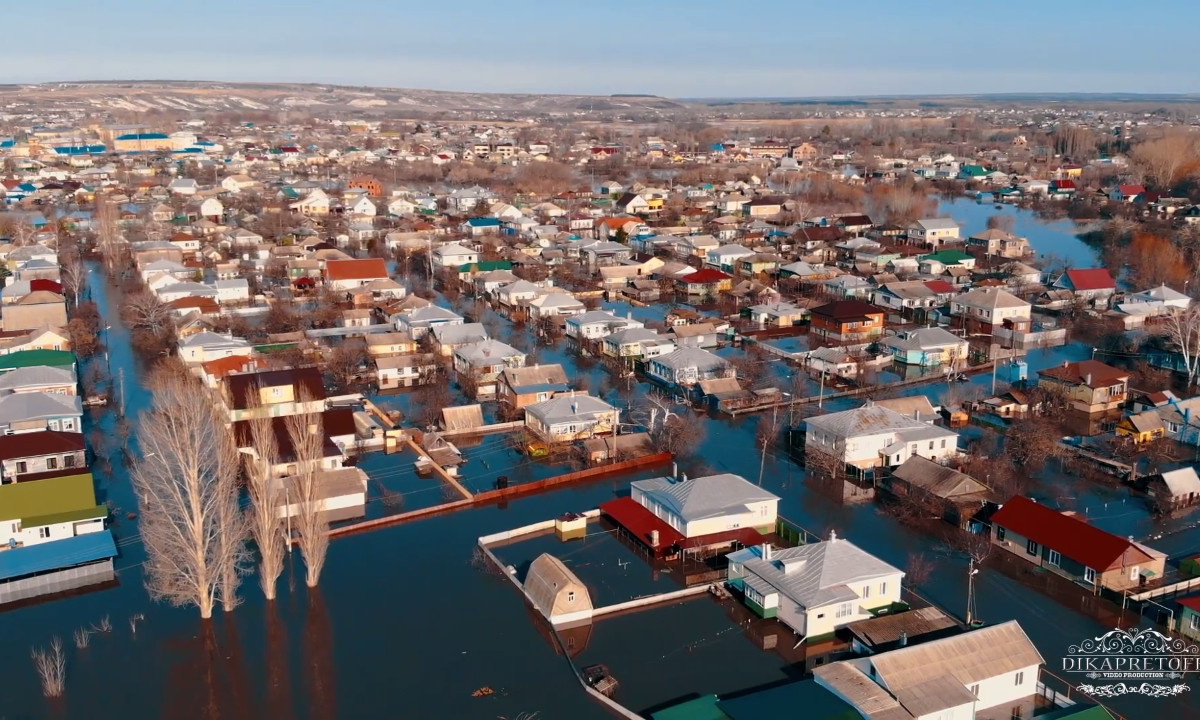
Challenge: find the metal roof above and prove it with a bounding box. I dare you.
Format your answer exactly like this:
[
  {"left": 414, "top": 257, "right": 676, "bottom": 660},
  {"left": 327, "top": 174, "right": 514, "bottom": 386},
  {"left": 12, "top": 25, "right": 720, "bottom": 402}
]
[
  {"left": 633, "top": 473, "right": 778, "bottom": 523},
  {"left": 0, "top": 530, "right": 116, "bottom": 582},
  {"left": 730, "top": 538, "right": 901, "bottom": 611}
]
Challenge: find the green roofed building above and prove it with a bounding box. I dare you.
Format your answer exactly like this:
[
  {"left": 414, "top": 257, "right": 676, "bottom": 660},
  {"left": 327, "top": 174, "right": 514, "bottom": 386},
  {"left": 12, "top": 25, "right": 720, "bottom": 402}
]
[
  {"left": 717, "top": 681, "right": 859, "bottom": 720},
  {"left": 459, "top": 260, "right": 513, "bottom": 274},
  {"left": 0, "top": 349, "right": 76, "bottom": 374},
  {"left": 651, "top": 695, "right": 728, "bottom": 720},
  {"left": 0, "top": 472, "right": 106, "bottom": 546},
  {"left": 920, "top": 249, "right": 975, "bottom": 266}
]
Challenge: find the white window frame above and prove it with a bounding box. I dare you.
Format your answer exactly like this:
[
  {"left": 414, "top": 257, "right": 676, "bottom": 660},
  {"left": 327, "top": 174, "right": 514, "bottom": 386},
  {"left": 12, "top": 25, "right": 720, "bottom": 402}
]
[
  {"left": 1084, "top": 567, "right": 1097, "bottom": 584},
  {"left": 1048, "top": 550, "right": 1061, "bottom": 567}
]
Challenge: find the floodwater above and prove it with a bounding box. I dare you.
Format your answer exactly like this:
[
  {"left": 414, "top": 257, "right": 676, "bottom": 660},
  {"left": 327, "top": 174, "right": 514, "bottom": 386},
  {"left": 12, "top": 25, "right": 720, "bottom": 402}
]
[
  {"left": 939, "top": 195, "right": 1101, "bottom": 269},
  {"left": 0, "top": 200, "right": 1192, "bottom": 720}
]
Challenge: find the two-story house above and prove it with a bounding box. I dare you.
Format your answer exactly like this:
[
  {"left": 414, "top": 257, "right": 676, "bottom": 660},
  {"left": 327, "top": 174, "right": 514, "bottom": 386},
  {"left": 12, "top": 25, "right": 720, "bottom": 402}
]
[
  {"left": 564, "top": 311, "right": 643, "bottom": 342},
  {"left": 949, "top": 287, "right": 1031, "bottom": 335},
  {"left": 0, "top": 430, "right": 86, "bottom": 482},
  {"left": 804, "top": 403, "right": 959, "bottom": 471},
  {"left": 223, "top": 367, "right": 326, "bottom": 423},
  {"left": 452, "top": 339, "right": 526, "bottom": 398},
  {"left": 1037, "top": 360, "right": 1128, "bottom": 415},
  {"left": 497, "top": 364, "right": 571, "bottom": 410},
  {"left": 907, "top": 217, "right": 960, "bottom": 249},
  {"left": 809, "top": 300, "right": 885, "bottom": 344}
]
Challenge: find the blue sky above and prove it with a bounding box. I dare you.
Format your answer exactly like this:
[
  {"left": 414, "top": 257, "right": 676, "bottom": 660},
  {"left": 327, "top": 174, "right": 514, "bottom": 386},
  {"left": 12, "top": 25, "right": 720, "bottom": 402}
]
[{"left": 3, "top": 1, "right": 1195, "bottom": 97}]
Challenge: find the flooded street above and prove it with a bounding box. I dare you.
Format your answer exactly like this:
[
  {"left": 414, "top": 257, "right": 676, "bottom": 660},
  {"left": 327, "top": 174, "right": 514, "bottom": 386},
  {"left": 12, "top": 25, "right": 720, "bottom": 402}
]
[{"left": 0, "top": 200, "right": 1194, "bottom": 720}]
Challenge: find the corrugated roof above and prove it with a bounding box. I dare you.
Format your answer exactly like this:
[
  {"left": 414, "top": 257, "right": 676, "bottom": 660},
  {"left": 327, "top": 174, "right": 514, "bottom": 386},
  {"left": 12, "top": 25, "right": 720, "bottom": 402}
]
[
  {"left": 0, "top": 349, "right": 75, "bottom": 372},
  {"left": 441, "top": 405, "right": 484, "bottom": 431},
  {"left": 868, "top": 620, "right": 1043, "bottom": 695},
  {"left": 0, "top": 529, "right": 117, "bottom": 581},
  {"left": 730, "top": 538, "right": 900, "bottom": 611},
  {"left": 633, "top": 474, "right": 778, "bottom": 523},
  {"left": 994, "top": 496, "right": 1157, "bottom": 571}
]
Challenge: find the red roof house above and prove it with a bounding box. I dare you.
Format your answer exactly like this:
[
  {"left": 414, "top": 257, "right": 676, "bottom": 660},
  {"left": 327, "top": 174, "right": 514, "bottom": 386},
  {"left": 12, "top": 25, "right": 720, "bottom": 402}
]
[
  {"left": 325, "top": 258, "right": 389, "bottom": 288},
  {"left": 990, "top": 496, "right": 1165, "bottom": 591},
  {"left": 1055, "top": 268, "right": 1116, "bottom": 297}
]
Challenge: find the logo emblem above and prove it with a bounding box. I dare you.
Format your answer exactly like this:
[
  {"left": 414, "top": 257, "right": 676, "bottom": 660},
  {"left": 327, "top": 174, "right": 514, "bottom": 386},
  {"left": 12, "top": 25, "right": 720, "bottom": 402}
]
[{"left": 1063, "top": 628, "right": 1198, "bottom": 698}]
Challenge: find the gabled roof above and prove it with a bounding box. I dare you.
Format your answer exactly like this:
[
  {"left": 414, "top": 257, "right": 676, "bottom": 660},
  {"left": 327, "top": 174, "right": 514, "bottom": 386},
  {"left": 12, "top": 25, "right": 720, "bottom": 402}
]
[
  {"left": 635, "top": 474, "right": 779, "bottom": 523},
  {"left": 325, "top": 258, "right": 388, "bottom": 282},
  {"left": 991, "top": 496, "right": 1160, "bottom": 571},
  {"left": 679, "top": 268, "right": 732, "bottom": 284},
  {"left": 1061, "top": 268, "right": 1116, "bottom": 292},
  {"left": 805, "top": 403, "right": 929, "bottom": 438},
  {"left": 0, "top": 392, "right": 81, "bottom": 423},
  {"left": 728, "top": 537, "right": 899, "bottom": 610},
  {"left": 0, "top": 364, "right": 75, "bottom": 391},
  {"left": 1038, "top": 359, "right": 1127, "bottom": 388},
  {"left": 810, "top": 300, "right": 882, "bottom": 321},
  {"left": 226, "top": 366, "right": 325, "bottom": 410},
  {"left": 526, "top": 392, "right": 616, "bottom": 425},
  {"left": 891, "top": 456, "right": 990, "bottom": 500}
]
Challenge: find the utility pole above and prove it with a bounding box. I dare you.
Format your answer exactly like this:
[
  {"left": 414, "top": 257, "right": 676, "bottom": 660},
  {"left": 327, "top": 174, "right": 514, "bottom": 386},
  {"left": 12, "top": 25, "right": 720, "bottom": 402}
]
[
  {"left": 966, "top": 557, "right": 978, "bottom": 625},
  {"left": 117, "top": 367, "right": 125, "bottom": 418}
]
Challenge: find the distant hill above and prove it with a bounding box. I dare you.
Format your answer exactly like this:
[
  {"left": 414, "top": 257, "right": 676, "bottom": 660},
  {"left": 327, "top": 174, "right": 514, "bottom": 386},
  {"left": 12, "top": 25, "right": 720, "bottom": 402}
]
[{"left": 0, "top": 81, "right": 687, "bottom": 118}]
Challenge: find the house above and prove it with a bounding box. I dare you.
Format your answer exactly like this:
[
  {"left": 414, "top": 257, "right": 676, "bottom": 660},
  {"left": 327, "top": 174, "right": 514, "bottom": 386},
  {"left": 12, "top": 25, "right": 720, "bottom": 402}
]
[
  {"left": 232, "top": 412, "right": 347, "bottom": 477},
  {"left": 805, "top": 403, "right": 959, "bottom": 471},
  {"left": 0, "top": 365, "right": 76, "bottom": 396},
  {"left": 743, "top": 302, "right": 809, "bottom": 327},
  {"left": 364, "top": 332, "right": 417, "bottom": 358},
  {"left": 565, "top": 311, "right": 643, "bottom": 341},
  {"left": 645, "top": 347, "right": 733, "bottom": 389},
  {"left": 0, "top": 349, "right": 76, "bottom": 374},
  {"left": 462, "top": 217, "right": 501, "bottom": 236},
  {"left": 325, "top": 258, "right": 389, "bottom": 291},
  {"left": 223, "top": 367, "right": 326, "bottom": 422},
  {"left": 274, "top": 467, "right": 369, "bottom": 523},
  {"left": 525, "top": 553, "right": 593, "bottom": 627},
  {"left": 888, "top": 456, "right": 993, "bottom": 528},
  {"left": 676, "top": 268, "right": 733, "bottom": 296},
  {"left": 498, "top": 364, "right": 571, "bottom": 410},
  {"left": 431, "top": 322, "right": 489, "bottom": 357},
  {"left": 375, "top": 353, "right": 438, "bottom": 389},
  {"left": 601, "top": 327, "right": 676, "bottom": 361},
  {"left": 727, "top": 535, "right": 903, "bottom": 640},
  {"left": 1144, "top": 467, "right": 1200, "bottom": 514},
  {"left": 0, "top": 392, "right": 83, "bottom": 434},
  {"left": 1110, "top": 184, "right": 1145, "bottom": 203},
  {"left": 809, "top": 301, "right": 885, "bottom": 344},
  {"left": 0, "top": 472, "right": 106, "bottom": 548},
  {"left": 452, "top": 339, "right": 526, "bottom": 397},
  {"left": 393, "top": 306, "right": 463, "bottom": 340},
  {"left": 844, "top": 606, "right": 961, "bottom": 656},
  {"left": 0, "top": 529, "right": 118, "bottom": 605},
  {"left": 815, "top": 621, "right": 1044, "bottom": 720},
  {"left": 880, "top": 327, "right": 968, "bottom": 367},
  {"left": 633, "top": 473, "right": 779, "bottom": 537},
  {"left": 707, "top": 244, "right": 754, "bottom": 272},
  {"left": 526, "top": 291, "right": 589, "bottom": 320},
  {"left": 949, "top": 287, "right": 1032, "bottom": 334},
  {"left": 1053, "top": 268, "right": 1117, "bottom": 307},
  {"left": 177, "top": 332, "right": 253, "bottom": 365},
  {"left": 0, "top": 430, "right": 87, "bottom": 482},
  {"left": 431, "top": 243, "right": 478, "bottom": 269},
  {"left": 967, "top": 229, "right": 1032, "bottom": 259},
  {"left": 1037, "top": 360, "right": 1128, "bottom": 414},
  {"left": 3, "top": 291, "right": 68, "bottom": 332},
  {"left": 667, "top": 322, "right": 721, "bottom": 349},
  {"left": 524, "top": 392, "right": 619, "bottom": 443},
  {"left": 990, "top": 496, "right": 1167, "bottom": 592},
  {"left": 908, "top": 218, "right": 960, "bottom": 248}
]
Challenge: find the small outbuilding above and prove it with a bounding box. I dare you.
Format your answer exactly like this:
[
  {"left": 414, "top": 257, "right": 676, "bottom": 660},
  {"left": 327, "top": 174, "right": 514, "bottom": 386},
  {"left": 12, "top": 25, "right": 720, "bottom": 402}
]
[{"left": 524, "top": 553, "right": 593, "bottom": 626}]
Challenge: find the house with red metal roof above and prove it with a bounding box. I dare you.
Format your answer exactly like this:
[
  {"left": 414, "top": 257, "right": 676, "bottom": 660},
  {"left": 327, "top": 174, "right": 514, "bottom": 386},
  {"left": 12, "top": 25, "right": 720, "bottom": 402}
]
[
  {"left": 675, "top": 268, "right": 733, "bottom": 297},
  {"left": 1110, "top": 184, "right": 1146, "bottom": 203},
  {"left": 989, "top": 496, "right": 1166, "bottom": 592},
  {"left": 324, "top": 258, "right": 389, "bottom": 291},
  {"left": 1052, "top": 268, "right": 1117, "bottom": 307},
  {"left": 809, "top": 300, "right": 885, "bottom": 343}
]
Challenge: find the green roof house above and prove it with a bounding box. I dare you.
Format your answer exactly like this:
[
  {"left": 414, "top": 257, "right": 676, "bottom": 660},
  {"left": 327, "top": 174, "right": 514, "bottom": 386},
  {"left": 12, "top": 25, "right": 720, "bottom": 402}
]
[
  {"left": 0, "top": 349, "right": 76, "bottom": 374},
  {"left": 0, "top": 472, "right": 106, "bottom": 547}
]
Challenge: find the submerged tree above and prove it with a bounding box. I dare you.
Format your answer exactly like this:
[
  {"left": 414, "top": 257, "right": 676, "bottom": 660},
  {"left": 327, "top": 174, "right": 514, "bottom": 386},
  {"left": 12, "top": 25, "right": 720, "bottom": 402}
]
[
  {"left": 285, "top": 407, "right": 329, "bottom": 588},
  {"left": 245, "top": 411, "right": 285, "bottom": 601},
  {"left": 133, "top": 372, "right": 248, "bottom": 619}
]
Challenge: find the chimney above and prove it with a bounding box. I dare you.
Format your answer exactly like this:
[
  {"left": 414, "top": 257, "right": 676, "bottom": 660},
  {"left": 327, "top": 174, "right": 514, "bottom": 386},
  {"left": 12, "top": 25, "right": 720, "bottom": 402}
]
[
  {"left": 650, "top": 529, "right": 660, "bottom": 547},
  {"left": 829, "top": 529, "right": 838, "bottom": 542},
  {"left": 681, "top": 473, "right": 689, "bottom": 483},
  {"left": 672, "top": 461, "right": 678, "bottom": 478}
]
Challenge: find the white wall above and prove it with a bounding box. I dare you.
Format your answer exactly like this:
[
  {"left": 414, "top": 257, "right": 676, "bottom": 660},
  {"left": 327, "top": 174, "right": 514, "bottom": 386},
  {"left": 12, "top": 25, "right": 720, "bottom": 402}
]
[
  {"left": 971, "top": 664, "right": 1040, "bottom": 712},
  {"left": 684, "top": 499, "right": 777, "bottom": 537}
]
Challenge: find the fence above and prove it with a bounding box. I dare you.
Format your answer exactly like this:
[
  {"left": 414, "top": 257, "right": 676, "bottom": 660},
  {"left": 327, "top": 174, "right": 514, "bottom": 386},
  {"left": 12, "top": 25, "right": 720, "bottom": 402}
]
[{"left": 473, "top": 452, "right": 674, "bottom": 503}]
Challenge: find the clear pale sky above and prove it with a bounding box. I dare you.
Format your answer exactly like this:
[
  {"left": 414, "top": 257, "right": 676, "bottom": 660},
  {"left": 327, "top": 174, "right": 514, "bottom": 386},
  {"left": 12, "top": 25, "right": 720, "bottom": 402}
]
[{"left": 4, "top": 1, "right": 1194, "bottom": 97}]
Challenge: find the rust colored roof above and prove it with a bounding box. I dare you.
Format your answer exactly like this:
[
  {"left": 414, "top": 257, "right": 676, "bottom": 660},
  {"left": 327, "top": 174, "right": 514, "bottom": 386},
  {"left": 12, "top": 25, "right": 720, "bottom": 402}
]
[
  {"left": 226, "top": 367, "right": 325, "bottom": 409},
  {"left": 28, "top": 279, "right": 63, "bottom": 294},
  {"left": 923, "top": 279, "right": 956, "bottom": 294},
  {"left": 1038, "top": 359, "right": 1127, "bottom": 388},
  {"left": 0, "top": 430, "right": 85, "bottom": 460},
  {"left": 991, "top": 496, "right": 1154, "bottom": 572},
  {"left": 167, "top": 296, "right": 220, "bottom": 314},
  {"left": 1063, "top": 268, "right": 1115, "bottom": 291},
  {"left": 600, "top": 496, "right": 766, "bottom": 556},
  {"left": 325, "top": 258, "right": 388, "bottom": 282},
  {"left": 680, "top": 268, "right": 732, "bottom": 284},
  {"left": 201, "top": 355, "right": 255, "bottom": 378}
]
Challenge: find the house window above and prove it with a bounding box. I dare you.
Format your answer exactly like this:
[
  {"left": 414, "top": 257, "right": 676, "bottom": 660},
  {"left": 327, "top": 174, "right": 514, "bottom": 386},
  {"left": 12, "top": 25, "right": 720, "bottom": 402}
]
[
  {"left": 46, "top": 457, "right": 57, "bottom": 470},
  {"left": 1048, "top": 550, "right": 1061, "bottom": 567},
  {"left": 997, "top": 526, "right": 1006, "bottom": 541},
  {"left": 567, "top": 591, "right": 576, "bottom": 603},
  {"left": 62, "top": 419, "right": 74, "bottom": 431},
  {"left": 16, "top": 461, "right": 26, "bottom": 474},
  {"left": 835, "top": 602, "right": 853, "bottom": 619},
  {"left": 1014, "top": 671, "right": 1024, "bottom": 686},
  {"left": 1084, "top": 567, "right": 1097, "bottom": 584},
  {"left": 862, "top": 585, "right": 871, "bottom": 599},
  {"left": 1026, "top": 539, "right": 1039, "bottom": 556},
  {"left": 880, "top": 582, "right": 887, "bottom": 595},
  {"left": 39, "top": 527, "right": 50, "bottom": 538},
  {"left": 1190, "top": 614, "right": 1200, "bottom": 632},
  {"left": 928, "top": 441, "right": 934, "bottom": 450},
  {"left": 940, "top": 439, "right": 947, "bottom": 449},
  {"left": 48, "top": 420, "right": 60, "bottom": 431},
  {"left": 64, "top": 455, "right": 76, "bottom": 468}
]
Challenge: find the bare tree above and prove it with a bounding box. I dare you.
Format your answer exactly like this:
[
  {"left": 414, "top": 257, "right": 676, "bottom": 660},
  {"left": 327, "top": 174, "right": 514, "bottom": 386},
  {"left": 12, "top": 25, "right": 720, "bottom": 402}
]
[
  {"left": 1131, "top": 129, "right": 1200, "bottom": 190},
  {"left": 59, "top": 247, "right": 87, "bottom": 308},
  {"left": 132, "top": 372, "right": 248, "bottom": 619},
  {"left": 285, "top": 407, "right": 329, "bottom": 588},
  {"left": 124, "top": 291, "right": 172, "bottom": 334},
  {"left": 649, "top": 411, "right": 706, "bottom": 459},
  {"left": 245, "top": 412, "right": 285, "bottom": 601},
  {"left": 95, "top": 198, "right": 123, "bottom": 272},
  {"left": 905, "top": 552, "right": 936, "bottom": 588},
  {"left": 1160, "top": 304, "right": 1200, "bottom": 388},
  {"left": 31, "top": 637, "right": 66, "bottom": 697}
]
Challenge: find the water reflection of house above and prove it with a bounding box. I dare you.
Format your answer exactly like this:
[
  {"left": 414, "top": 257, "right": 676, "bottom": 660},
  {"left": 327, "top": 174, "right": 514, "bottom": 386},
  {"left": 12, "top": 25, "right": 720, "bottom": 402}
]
[{"left": 525, "top": 602, "right": 593, "bottom": 659}]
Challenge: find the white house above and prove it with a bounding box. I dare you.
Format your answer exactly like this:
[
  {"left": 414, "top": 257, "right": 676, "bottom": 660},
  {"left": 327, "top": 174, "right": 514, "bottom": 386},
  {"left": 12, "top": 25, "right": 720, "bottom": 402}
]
[
  {"left": 177, "top": 332, "right": 253, "bottom": 365},
  {"left": 564, "top": 311, "right": 643, "bottom": 341},
  {"left": 347, "top": 195, "right": 377, "bottom": 217},
  {"left": 199, "top": 197, "right": 224, "bottom": 221},
  {"left": 168, "top": 178, "right": 198, "bottom": 196},
  {"left": 632, "top": 473, "right": 779, "bottom": 538},
  {"left": 431, "top": 242, "right": 478, "bottom": 269},
  {"left": 805, "top": 403, "right": 959, "bottom": 470},
  {"left": 950, "top": 287, "right": 1032, "bottom": 332},
  {"left": 908, "top": 218, "right": 961, "bottom": 248},
  {"left": 727, "top": 535, "right": 903, "bottom": 640},
  {"left": 211, "top": 279, "right": 250, "bottom": 304},
  {"left": 815, "top": 621, "right": 1044, "bottom": 720}
]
